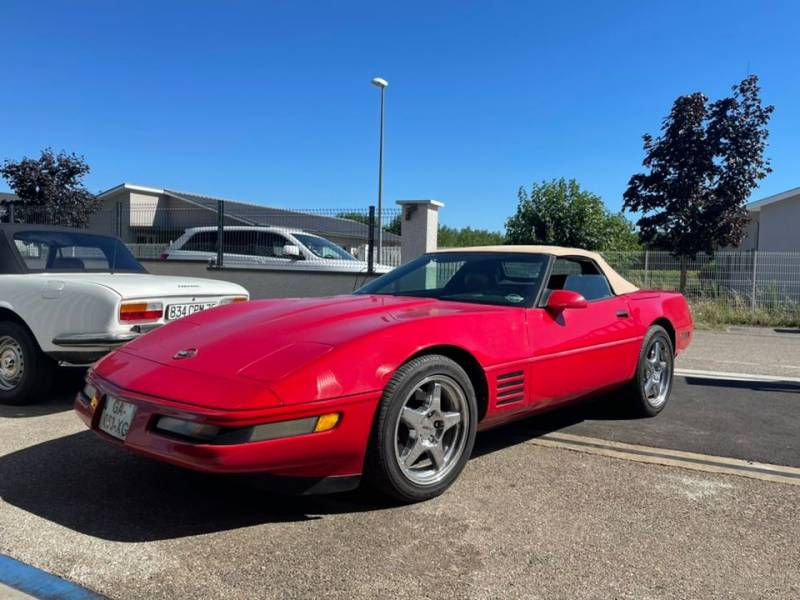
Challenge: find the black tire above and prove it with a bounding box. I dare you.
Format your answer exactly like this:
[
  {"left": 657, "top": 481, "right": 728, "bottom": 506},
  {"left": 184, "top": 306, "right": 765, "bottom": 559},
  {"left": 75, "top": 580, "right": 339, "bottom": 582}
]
[
  {"left": 626, "top": 325, "right": 674, "bottom": 417},
  {"left": 365, "top": 354, "right": 478, "bottom": 503},
  {"left": 0, "top": 320, "right": 55, "bottom": 405}
]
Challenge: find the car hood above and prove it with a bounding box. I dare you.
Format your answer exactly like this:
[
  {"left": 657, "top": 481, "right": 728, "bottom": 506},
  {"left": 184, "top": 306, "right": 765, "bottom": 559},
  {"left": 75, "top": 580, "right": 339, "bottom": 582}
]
[
  {"left": 36, "top": 273, "right": 247, "bottom": 299},
  {"left": 110, "top": 294, "right": 504, "bottom": 406}
]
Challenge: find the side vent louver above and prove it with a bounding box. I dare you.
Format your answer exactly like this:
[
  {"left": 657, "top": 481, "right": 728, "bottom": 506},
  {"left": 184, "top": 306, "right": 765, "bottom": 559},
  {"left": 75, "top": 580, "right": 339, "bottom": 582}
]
[{"left": 495, "top": 370, "right": 525, "bottom": 406}]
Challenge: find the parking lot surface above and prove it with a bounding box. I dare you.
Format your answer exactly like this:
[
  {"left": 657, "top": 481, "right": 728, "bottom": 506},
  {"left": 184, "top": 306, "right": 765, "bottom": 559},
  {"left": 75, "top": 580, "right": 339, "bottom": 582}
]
[
  {"left": 530, "top": 375, "right": 800, "bottom": 467},
  {"left": 1, "top": 375, "right": 798, "bottom": 599},
  {"left": 678, "top": 328, "right": 800, "bottom": 378}
]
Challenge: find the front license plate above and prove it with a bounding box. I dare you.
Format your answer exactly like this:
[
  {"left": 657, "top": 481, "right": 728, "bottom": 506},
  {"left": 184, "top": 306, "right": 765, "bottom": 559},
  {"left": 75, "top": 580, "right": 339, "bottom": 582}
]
[
  {"left": 98, "top": 396, "right": 137, "bottom": 441},
  {"left": 166, "top": 302, "right": 216, "bottom": 321}
]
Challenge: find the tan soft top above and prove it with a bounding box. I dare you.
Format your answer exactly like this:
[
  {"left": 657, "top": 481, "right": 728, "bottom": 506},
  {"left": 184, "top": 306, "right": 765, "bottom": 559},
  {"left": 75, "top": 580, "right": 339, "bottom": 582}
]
[{"left": 432, "top": 245, "right": 639, "bottom": 296}]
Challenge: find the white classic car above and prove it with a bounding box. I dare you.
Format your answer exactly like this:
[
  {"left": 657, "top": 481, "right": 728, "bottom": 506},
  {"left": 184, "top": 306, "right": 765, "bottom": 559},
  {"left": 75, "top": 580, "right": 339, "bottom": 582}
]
[
  {"left": 162, "top": 226, "right": 394, "bottom": 273},
  {"left": 0, "top": 225, "right": 249, "bottom": 405}
]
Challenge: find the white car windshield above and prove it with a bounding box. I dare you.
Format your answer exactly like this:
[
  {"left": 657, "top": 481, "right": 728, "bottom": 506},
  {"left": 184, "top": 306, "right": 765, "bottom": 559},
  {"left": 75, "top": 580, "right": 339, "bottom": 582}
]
[
  {"left": 294, "top": 234, "right": 355, "bottom": 260},
  {"left": 13, "top": 231, "right": 146, "bottom": 273}
]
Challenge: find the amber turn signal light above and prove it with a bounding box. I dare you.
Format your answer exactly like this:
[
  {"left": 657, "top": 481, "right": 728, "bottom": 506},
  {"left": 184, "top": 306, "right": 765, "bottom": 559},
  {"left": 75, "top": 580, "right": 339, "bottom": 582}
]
[{"left": 314, "top": 413, "right": 340, "bottom": 433}]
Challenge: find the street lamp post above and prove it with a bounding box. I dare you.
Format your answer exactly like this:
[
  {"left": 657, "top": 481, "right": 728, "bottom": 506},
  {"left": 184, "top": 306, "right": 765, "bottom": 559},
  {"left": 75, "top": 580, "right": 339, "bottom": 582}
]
[{"left": 371, "top": 76, "right": 388, "bottom": 264}]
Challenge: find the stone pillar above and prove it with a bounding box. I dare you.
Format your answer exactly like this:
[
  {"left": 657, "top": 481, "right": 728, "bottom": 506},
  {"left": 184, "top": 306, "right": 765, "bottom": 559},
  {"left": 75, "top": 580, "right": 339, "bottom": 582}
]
[{"left": 396, "top": 199, "right": 444, "bottom": 264}]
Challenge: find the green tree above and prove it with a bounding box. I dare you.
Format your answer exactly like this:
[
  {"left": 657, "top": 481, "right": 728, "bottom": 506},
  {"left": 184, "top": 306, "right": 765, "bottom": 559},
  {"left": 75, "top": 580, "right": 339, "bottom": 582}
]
[
  {"left": 604, "top": 212, "right": 642, "bottom": 251},
  {"left": 624, "top": 75, "right": 773, "bottom": 292},
  {"left": 505, "top": 178, "right": 639, "bottom": 251},
  {"left": 438, "top": 225, "right": 505, "bottom": 247},
  {"left": 1, "top": 148, "right": 100, "bottom": 227}
]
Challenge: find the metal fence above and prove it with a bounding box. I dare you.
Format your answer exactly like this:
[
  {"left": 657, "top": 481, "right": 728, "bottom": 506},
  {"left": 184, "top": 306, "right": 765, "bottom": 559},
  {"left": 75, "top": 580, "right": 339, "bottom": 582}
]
[
  {"left": 603, "top": 250, "right": 800, "bottom": 321},
  {"left": 3, "top": 200, "right": 797, "bottom": 322},
  {"left": 1, "top": 202, "right": 403, "bottom": 272}
]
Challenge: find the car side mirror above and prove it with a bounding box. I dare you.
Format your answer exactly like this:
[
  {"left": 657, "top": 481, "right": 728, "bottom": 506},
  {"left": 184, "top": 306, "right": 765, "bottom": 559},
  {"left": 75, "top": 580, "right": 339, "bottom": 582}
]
[
  {"left": 546, "top": 289, "right": 588, "bottom": 312},
  {"left": 282, "top": 244, "right": 301, "bottom": 258}
]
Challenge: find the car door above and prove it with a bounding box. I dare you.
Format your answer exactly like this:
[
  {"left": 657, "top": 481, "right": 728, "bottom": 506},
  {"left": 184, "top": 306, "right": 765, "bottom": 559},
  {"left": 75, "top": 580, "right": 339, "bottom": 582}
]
[{"left": 527, "top": 256, "right": 641, "bottom": 407}]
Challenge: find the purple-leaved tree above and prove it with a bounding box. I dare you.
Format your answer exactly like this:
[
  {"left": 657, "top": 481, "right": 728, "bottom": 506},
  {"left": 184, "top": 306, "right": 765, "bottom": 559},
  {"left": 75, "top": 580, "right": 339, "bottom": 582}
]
[{"left": 624, "top": 75, "right": 773, "bottom": 292}]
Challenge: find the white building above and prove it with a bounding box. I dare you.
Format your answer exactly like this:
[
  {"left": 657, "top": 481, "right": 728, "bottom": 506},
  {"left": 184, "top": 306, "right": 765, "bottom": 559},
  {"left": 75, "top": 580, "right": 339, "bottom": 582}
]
[{"left": 742, "top": 187, "right": 800, "bottom": 251}]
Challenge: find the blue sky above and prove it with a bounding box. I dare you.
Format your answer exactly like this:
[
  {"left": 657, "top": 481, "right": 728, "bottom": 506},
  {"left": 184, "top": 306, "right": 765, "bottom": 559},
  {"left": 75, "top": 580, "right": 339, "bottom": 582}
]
[{"left": 1, "top": 1, "right": 798, "bottom": 231}]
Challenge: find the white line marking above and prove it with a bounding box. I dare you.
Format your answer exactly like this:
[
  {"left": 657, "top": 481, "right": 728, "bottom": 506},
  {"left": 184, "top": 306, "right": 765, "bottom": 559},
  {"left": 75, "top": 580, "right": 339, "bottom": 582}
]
[{"left": 675, "top": 368, "right": 800, "bottom": 385}]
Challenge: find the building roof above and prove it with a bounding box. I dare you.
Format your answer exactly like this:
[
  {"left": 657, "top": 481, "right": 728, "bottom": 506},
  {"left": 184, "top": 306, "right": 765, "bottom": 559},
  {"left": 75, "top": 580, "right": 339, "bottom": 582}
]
[
  {"left": 0, "top": 192, "right": 19, "bottom": 204},
  {"left": 96, "top": 183, "right": 163, "bottom": 199},
  {"left": 97, "top": 183, "right": 400, "bottom": 243},
  {"left": 432, "top": 245, "right": 639, "bottom": 295},
  {"left": 747, "top": 187, "right": 800, "bottom": 212}
]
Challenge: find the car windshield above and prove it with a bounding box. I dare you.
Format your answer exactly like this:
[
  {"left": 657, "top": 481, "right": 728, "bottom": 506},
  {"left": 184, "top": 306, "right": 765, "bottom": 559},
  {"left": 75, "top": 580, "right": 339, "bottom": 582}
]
[
  {"left": 13, "top": 231, "right": 146, "bottom": 273},
  {"left": 354, "top": 252, "right": 549, "bottom": 307},
  {"left": 294, "top": 234, "right": 356, "bottom": 260}
]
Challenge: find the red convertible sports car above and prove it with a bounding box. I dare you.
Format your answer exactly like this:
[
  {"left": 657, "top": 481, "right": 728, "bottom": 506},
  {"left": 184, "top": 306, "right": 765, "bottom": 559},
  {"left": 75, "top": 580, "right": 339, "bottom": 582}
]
[{"left": 75, "top": 246, "right": 693, "bottom": 502}]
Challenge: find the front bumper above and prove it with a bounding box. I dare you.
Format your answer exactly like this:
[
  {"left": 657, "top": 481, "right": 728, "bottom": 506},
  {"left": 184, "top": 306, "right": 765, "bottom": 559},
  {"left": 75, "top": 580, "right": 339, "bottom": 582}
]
[
  {"left": 75, "top": 374, "right": 380, "bottom": 480},
  {"left": 53, "top": 325, "right": 162, "bottom": 348},
  {"left": 52, "top": 327, "right": 163, "bottom": 363}
]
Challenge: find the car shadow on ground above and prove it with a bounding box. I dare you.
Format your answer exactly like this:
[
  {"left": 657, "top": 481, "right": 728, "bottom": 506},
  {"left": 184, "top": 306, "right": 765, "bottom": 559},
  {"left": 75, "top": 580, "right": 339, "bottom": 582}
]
[
  {"left": 0, "top": 368, "right": 86, "bottom": 418},
  {"left": 471, "top": 394, "right": 636, "bottom": 459},
  {"left": 682, "top": 375, "right": 800, "bottom": 394},
  {"left": 0, "top": 429, "right": 402, "bottom": 542},
  {"left": 0, "top": 395, "right": 632, "bottom": 543}
]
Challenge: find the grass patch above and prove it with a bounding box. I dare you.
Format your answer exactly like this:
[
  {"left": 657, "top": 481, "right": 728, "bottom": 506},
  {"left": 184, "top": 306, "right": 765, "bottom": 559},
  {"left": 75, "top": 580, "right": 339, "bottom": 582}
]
[
  {"left": 604, "top": 251, "right": 800, "bottom": 328},
  {"left": 689, "top": 296, "right": 800, "bottom": 329}
]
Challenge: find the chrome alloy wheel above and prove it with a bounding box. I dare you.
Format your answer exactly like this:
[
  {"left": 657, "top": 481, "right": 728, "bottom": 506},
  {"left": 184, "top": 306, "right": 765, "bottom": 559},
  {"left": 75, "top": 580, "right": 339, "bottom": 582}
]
[
  {"left": 642, "top": 338, "right": 671, "bottom": 408},
  {"left": 393, "top": 375, "right": 470, "bottom": 486},
  {"left": 0, "top": 335, "right": 25, "bottom": 391}
]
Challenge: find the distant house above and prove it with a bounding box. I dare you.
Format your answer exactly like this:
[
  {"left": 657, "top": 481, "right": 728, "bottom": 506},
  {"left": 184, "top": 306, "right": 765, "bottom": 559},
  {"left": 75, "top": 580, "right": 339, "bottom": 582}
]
[
  {"left": 92, "top": 183, "right": 399, "bottom": 250},
  {"left": 741, "top": 187, "right": 800, "bottom": 251}
]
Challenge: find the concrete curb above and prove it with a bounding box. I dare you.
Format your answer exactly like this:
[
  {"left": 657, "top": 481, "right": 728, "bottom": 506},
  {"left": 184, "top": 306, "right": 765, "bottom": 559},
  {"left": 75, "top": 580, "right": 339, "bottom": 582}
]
[{"left": 531, "top": 432, "right": 800, "bottom": 486}]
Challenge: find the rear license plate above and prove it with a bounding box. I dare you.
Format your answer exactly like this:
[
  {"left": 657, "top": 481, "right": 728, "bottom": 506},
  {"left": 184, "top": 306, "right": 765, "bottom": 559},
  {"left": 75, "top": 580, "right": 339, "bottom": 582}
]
[
  {"left": 98, "top": 396, "right": 137, "bottom": 441},
  {"left": 166, "top": 302, "right": 216, "bottom": 321}
]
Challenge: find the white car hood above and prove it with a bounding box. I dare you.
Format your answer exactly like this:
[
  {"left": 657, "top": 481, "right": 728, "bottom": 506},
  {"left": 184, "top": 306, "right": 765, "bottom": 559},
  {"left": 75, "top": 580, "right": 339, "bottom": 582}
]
[{"left": 37, "top": 273, "right": 247, "bottom": 299}]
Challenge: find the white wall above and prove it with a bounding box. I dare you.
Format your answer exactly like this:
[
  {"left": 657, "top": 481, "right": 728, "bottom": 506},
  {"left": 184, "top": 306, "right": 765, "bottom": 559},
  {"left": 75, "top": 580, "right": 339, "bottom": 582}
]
[
  {"left": 757, "top": 193, "right": 800, "bottom": 251},
  {"left": 142, "top": 260, "right": 382, "bottom": 298}
]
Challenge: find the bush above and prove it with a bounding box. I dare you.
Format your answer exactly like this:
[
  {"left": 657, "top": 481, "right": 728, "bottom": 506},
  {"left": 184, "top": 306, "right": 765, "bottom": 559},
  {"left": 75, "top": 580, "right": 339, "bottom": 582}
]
[{"left": 690, "top": 296, "right": 800, "bottom": 329}]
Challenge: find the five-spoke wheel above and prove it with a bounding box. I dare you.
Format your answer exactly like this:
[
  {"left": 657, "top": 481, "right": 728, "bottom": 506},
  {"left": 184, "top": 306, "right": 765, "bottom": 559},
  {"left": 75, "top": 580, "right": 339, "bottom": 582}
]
[
  {"left": 394, "top": 375, "right": 469, "bottom": 486},
  {"left": 628, "top": 325, "right": 674, "bottom": 416},
  {"left": 367, "top": 354, "right": 477, "bottom": 502},
  {"left": 642, "top": 338, "right": 671, "bottom": 408}
]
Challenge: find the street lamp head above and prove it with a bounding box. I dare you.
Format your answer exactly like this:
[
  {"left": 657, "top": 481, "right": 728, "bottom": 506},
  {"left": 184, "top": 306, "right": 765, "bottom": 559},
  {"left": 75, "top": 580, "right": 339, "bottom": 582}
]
[{"left": 371, "top": 77, "right": 389, "bottom": 88}]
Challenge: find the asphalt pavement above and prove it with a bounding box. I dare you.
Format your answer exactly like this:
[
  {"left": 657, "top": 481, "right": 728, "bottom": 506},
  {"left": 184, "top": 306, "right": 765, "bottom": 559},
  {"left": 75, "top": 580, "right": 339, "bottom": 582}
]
[
  {"left": 1, "top": 372, "right": 799, "bottom": 599},
  {"left": 677, "top": 327, "right": 800, "bottom": 378},
  {"left": 523, "top": 375, "right": 800, "bottom": 467}
]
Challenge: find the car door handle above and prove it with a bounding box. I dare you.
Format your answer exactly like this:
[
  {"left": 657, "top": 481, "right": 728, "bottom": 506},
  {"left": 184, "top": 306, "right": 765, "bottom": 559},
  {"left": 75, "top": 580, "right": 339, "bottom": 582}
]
[{"left": 616, "top": 310, "right": 629, "bottom": 318}]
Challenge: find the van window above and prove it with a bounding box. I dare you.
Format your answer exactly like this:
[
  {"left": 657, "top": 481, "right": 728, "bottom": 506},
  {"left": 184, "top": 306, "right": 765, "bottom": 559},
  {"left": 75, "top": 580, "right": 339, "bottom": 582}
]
[
  {"left": 182, "top": 231, "right": 218, "bottom": 252},
  {"left": 222, "top": 231, "right": 291, "bottom": 258}
]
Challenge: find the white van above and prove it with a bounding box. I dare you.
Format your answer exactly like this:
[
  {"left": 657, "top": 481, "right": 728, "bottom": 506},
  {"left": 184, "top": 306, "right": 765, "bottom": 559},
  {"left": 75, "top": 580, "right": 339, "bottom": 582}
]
[{"left": 162, "top": 226, "right": 393, "bottom": 273}]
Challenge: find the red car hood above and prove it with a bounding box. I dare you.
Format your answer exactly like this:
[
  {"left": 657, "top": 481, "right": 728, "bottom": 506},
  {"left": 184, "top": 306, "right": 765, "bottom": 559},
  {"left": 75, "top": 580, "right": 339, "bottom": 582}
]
[{"left": 107, "top": 295, "right": 502, "bottom": 409}]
